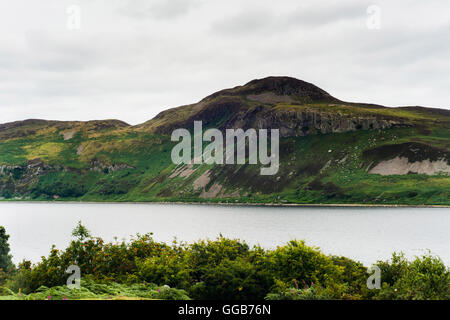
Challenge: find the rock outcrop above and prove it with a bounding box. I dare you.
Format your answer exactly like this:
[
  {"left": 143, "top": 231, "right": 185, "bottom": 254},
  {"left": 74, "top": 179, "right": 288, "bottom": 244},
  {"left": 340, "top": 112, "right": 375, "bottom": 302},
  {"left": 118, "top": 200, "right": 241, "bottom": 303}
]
[
  {"left": 141, "top": 77, "right": 411, "bottom": 137},
  {"left": 222, "top": 109, "right": 404, "bottom": 137},
  {"left": 89, "top": 160, "right": 135, "bottom": 173},
  {"left": 369, "top": 157, "right": 450, "bottom": 176}
]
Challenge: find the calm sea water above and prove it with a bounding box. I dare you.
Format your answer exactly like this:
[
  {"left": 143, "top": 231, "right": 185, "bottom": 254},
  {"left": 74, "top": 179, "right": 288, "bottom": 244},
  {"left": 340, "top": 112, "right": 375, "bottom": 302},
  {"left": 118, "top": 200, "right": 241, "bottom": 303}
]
[{"left": 0, "top": 203, "right": 448, "bottom": 266}]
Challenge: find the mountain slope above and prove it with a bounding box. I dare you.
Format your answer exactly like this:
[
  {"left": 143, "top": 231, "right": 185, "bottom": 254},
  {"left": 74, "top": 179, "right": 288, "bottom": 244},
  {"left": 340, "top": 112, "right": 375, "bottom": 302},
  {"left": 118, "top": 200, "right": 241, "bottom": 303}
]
[
  {"left": 0, "top": 77, "right": 449, "bottom": 205},
  {"left": 137, "top": 77, "right": 447, "bottom": 137}
]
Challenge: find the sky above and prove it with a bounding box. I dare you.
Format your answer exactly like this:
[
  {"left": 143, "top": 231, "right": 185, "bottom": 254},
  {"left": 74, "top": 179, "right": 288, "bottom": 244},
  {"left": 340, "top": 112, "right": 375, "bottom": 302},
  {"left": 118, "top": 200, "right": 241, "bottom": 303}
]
[{"left": 0, "top": 0, "right": 449, "bottom": 125}]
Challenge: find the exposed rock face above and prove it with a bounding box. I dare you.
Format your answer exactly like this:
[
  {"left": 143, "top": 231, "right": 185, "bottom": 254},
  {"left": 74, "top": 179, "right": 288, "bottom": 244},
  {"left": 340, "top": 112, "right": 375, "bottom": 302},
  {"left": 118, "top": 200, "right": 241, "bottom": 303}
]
[
  {"left": 169, "top": 164, "right": 197, "bottom": 179},
  {"left": 0, "top": 159, "right": 60, "bottom": 177},
  {"left": 193, "top": 170, "right": 211, "bottom": 190},
  {"left": 369, "top": 157, "right": 450, "bottom": 176},
  {"left": 89, "top": 160, "right": 134, "bottom": 173},
  {"left": 143, "top": 77, "right": 410, "bottom": 137},
  {"left": 149, "top": 98, "right": 405, "bottom": 137},
  {"left": 0, "top": 165, "right": 22, "bottom": 175},
  {"left": 77, "top": 144, "right": 85, "bottom": 155},
  {"left": 364, "top": 142, "right": 450, "bottom": 176},
  {"left": 224, "top": 109, "right": 403, "bottom": 137},
  {"left": 63, "top": 131, "right": 76, "bottom": 140},
  {"left": 0, "top": 159, "right": 60, "bottom": 195},
  {"left": 0, "top": 158, "right": 134, "bottom": 196},
  {"left": 200, "top": 183, "right": 222, "bottom": 198}
]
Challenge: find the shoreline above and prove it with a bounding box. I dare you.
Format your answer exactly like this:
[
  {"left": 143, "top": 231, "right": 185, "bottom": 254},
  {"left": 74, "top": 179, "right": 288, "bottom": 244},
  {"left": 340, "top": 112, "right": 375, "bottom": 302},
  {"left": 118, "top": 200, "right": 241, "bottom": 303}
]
[{"left": 0, "top": 200, "right": 449, "bottom": 208}]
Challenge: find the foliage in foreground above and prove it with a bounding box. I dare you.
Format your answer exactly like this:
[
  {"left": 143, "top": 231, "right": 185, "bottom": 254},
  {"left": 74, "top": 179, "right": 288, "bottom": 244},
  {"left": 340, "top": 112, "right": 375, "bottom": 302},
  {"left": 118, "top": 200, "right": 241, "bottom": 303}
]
[
  {"left": 0, "top": 224, "right": 448, "bottom": 300},
  {"left": 0, "top": 278, "right": 189, "bottom": 300},
  {"left": 0, "top": 226, "right": 13, "bottom": 273}
]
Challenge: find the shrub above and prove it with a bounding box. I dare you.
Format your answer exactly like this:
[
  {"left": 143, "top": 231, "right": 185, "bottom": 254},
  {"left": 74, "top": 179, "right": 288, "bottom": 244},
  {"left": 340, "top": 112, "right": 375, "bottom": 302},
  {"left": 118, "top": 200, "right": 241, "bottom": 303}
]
[
  {"left": 266, "top": 286, "right": 332, "bottom": 300},
  {"left": 2, "top": 278, "right": 190, "bottom": 300},
  {"left": 137, "top": 248, "right": 184, "bottom": 288},
  {"left": 0, "top": 226, "right": 13, "bottom": 273},
  {"left": 264, "top": 240, "right": 343, "bottom": 289},
  {"left": 3, "top": 222, "right": 448, "bottom": 300},
  {"left": 188, "top": 257, "right": 267, "bottom": 300},
  {"left": 32, "top": 172, "right": 87, "bottom": 198},
  {"left": 375, "top": 252, "right": 449, "bottom": 300}
]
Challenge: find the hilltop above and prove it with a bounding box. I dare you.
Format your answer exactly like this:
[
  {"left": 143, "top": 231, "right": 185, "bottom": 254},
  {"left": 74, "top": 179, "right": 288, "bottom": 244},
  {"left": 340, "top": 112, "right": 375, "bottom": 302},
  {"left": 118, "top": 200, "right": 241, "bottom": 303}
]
[{"left": 0, "top": 76, "right": 449, "bottom": 205}]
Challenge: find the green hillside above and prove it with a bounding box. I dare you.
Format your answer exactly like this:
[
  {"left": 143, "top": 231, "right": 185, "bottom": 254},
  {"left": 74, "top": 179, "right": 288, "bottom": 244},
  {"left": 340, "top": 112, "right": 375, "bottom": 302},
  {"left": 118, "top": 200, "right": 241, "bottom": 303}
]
[{"left": 0, "top": 77, "right": 449, "bottom": 205}]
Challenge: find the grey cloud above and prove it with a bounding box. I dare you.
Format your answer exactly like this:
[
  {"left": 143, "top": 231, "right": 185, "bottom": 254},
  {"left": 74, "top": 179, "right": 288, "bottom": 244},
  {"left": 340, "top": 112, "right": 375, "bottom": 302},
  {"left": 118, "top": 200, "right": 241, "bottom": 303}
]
[
  {"left": 287, "top": 2, "right": 367, "bottom": 27},
  {"left": 210, "top": 1, "right": 369, "bottom": 37},
  {"left": 0, "top": 0, "right": 449, "bottom": 125},
  {"left": 117, "top": 0, "right": 201, "bottom": 19},
  {"left": 211, "top": 7, "right": 275, "bottom": 35}
]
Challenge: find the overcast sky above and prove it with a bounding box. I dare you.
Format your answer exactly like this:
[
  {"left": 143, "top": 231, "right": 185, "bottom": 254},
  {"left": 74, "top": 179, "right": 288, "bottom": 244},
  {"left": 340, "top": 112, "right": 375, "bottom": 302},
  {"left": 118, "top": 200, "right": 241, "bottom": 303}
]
[{"left": 0, "top": 0, "right": 449, "bottom": 125}]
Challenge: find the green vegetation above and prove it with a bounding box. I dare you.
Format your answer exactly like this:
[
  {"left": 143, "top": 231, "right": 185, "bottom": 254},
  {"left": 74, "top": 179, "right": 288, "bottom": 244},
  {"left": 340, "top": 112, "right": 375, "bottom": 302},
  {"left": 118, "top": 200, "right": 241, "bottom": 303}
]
[
  {"left": 0, "top": 227, "right": 13, "bottom": 273},
  {"left": 0, "top": 224, "right": 448, "bottom": 300},
  {"left": 0, "top": 77, "right": 449, "bottom": 205},
  {"left": 0, "top": 125, "right": 448, "bottom": 205},
  {"left": 0, "top": 280, "right": 189, "bottom": 300}
]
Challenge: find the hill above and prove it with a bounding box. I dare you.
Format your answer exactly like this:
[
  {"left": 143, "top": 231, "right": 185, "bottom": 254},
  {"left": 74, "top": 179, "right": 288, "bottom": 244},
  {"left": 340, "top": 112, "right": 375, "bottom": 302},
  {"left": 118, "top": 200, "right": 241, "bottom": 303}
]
[{"left": 0, "top": 76, "right": 449, "bottom": 205}]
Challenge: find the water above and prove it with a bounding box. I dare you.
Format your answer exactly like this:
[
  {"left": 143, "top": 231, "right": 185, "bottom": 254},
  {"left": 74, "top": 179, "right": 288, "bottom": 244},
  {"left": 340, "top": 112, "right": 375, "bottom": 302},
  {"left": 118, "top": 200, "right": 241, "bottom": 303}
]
[{"left": 0, "top": 202, "right": 448, "bottom": 266}]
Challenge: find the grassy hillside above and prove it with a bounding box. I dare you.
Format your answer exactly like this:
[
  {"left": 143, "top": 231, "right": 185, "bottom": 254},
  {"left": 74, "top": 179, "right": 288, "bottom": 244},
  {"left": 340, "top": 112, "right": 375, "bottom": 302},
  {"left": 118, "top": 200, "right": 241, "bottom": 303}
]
[{"left": 0, "top": 77, "right": 449, "bottom": 205}]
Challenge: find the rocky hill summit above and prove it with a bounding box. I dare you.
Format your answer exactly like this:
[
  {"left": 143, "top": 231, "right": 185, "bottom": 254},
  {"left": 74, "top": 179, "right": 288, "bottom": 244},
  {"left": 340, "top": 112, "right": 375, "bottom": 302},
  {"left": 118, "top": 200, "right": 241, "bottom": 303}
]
[
  {"left": 201, "top": 76, "right": 340, "bottom": 103},
  {"left": 138, "top": 76, "right": 445, "bottom": 137}
]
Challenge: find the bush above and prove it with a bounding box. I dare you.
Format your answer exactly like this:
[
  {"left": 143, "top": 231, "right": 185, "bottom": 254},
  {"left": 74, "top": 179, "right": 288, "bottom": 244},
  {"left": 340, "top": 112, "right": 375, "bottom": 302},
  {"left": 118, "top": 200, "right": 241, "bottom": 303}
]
[
  {"left": 137, "top": 248, "right": 184, "bottom": 288},
  {"left": 0, "top": 226, "right": 13, "bottom": 273},
  {"left": 188, "top": 257, "right": 267, "bottom": 300},
  {"left": 330, "top": 255, "right": 371, "bottom": 299},
  {"left": 375, "top": 252, "right": 449, "bottom": 300},
  {"left": 3, "top": 222, "right": 448, "bottom": 300},
  {"left": 32, "top": 173, "right": 87, "bottom": 198},
  {"left": 264, "top": 240, "right": 344, "bottom": 290},
  {"left": 265, "top": 280, "right": 332, "bottom": 300},
  {"left": 1, "top": 278, "right": 190, "bottom": 300}
]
